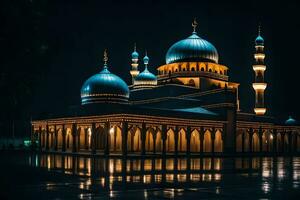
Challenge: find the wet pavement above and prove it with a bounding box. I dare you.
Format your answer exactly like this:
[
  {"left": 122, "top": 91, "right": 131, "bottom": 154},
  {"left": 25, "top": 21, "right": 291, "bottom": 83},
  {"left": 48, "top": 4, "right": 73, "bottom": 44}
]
[{"left": 0, "top": 151, "right": 299, "bottom": 199}]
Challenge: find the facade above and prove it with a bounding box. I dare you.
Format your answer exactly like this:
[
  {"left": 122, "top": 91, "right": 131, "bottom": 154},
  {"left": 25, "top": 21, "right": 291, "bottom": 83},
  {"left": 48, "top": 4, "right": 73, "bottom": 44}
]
[{"left": 31, "top": 21, "right": 300, "bottom": 156}]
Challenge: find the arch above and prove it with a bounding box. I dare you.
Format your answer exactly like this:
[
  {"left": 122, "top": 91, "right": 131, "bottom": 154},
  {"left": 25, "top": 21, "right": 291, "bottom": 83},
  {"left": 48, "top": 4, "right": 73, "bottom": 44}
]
[
  {"left": 155, "top": 130, "right": 162, "bottom": 152},
  {"left": 187, "top": 79, "right": 195, "bottom": 87},
  {"left": 200, "top": 67, "right": 205, "bottom": 71},
  {"left": 190, "top": 129, "right": 200, "bottom": 152},
  {"left": 128, "top": 127, "right": 141, "bottom": 152},
  {"left": 109, "top": 126, "right": 122, "bottom": 152},
  {"left": 276, "top": 133, "right": 282, "bottom": 152},
  {"left": 145, "top": 129, "right": 154, "bottom": 152},
  {"left": 208, "top": 68, "right": 212, "bottom": 72},
  {"left": 203, "top": 130, "right": 212, "bottom": 152},
  {"left": 252, "top": 132, "right": 260, "bottom": 152},
  {"left": 244, "top": 131, "right": 250, "bottom": 152},
  {"left": 57, "top": 128, "right": 63, "bottom": 150},
  {"left": 78, "top": 127, "right": 86, "bottom": 150},
  {"left": 166, "top": 128, "right": 175, "bottom": 152},
  {"left": 236, "top": 130, "right": 243, "bottom": 152},
  {"left": 297, "top": 133, "right": 300, "bottom": 152},
  {"left": 262, "top": 130, "right": 273, "bottom": 152},
  {"left": 95, "top": 126, "right": 105, "bottom": 150},
  {"left": 191, "top": 67, "right": 195, "bottom": 71},
  {"left": 284, "top": 134, "right": 289, "bottom": 152},
  {"left": 214, "top": 130, "right": 223, "bottom": 152},
  {"left": 66, "top": 128, "right": 73, "bottom": 151},
  {"left": 178, "top": 129, "right": 187, "bottom": 152}
]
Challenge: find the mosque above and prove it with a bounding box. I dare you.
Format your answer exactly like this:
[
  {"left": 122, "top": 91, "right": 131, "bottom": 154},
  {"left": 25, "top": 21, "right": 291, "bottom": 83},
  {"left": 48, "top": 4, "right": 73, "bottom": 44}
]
[{"left": 31, "top": 20, "right": 300, "bottom": 156}]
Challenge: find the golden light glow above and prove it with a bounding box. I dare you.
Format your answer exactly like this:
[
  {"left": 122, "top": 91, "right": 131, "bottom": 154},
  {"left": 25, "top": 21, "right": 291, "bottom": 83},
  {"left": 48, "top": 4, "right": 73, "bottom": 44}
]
[
  {"left": 254, "top": 53, "right": 265, "bottom": 59},
  {"left": 109, "top": 127, "right": 114, "bottom": 134},
  {"left": 252, "top": 83, "right": 267, "bottom": 90},
  {"left": 253, "top": 65, "right": 266, "bottom": 71},
  {"left": 254, "top": 108, "right": 266, "bottom": 115}
]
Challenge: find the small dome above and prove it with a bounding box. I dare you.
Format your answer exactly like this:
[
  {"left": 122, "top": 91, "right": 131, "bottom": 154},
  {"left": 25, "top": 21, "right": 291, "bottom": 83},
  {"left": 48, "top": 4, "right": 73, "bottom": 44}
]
[
  {"left": 81, "top": 67, "right": 129, "bottom": 105},
  {"left": 135, "top": 68, "right": 157, "bottom": 82},
  {"left": 166, "top": 32, "right": 219, "bottom": 64},
  {"left": 143, "top": 55, "right": 149, "bottom": 64},
  {"left": 285, "top": 116, "right": 297, "bottom": 125},
  {"left": 131, "top": 51, "right": 139, "bottom": 59},
  {"left": 255, "top": 35, "right": 264, "bottom": 45}
]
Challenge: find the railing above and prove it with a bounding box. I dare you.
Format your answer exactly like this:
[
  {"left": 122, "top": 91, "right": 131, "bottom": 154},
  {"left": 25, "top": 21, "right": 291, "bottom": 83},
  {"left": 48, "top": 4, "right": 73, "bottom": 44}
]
[{"left": 157, "top": 71, "right": 229, "bottom": 81}]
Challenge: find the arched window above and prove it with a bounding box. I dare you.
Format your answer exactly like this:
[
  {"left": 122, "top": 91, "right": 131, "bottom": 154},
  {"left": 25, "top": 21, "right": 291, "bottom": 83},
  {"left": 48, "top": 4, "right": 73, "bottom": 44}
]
[
  {"left": 191, "top": 67, "right": 195, "bottom": 71},
  {"left": 208, "top": 69, "right": 212, "bottom": 72},
  {"left": 201, "top": 67, "right": 205, "bottom": 71}
]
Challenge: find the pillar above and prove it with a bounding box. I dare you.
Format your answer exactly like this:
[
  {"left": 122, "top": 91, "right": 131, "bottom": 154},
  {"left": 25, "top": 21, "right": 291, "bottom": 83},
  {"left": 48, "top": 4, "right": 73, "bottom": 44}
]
[
  {"left": 84, "top": 128, "right": 88, "bottom": 150},
  {"left": 153, "top": 133, "right": 157, "bottom": 154},
  {"left": 104, "top": 121, "right": 110, "bottom": 156},
  {"left": 249, "top": 128, "right": 253, "bottom": 153},
  {"left": 121, "top": 121, "right": 128, "bottom": 156},
  {"left": 288, "top": 131, "right": 292, "bottom": 153},
  {"left": 141, "top": 123, "right": 146, "bottom": 155},
  {"left": 174, "top": 126, "right": 179, "bottom": 155},
  {"left": 91, "top": 123, "right": 96, "bottom": 154},
  {"left": 242, "top": 130, "right": 245, "bottom": 153},
  {"left": 62, "top": 125, "right": 66, "bottom": 152},
  {"left": 211, "top": 128, "right": 215, "bottom": 154},
  {"left": 162, "top": 124, "right": 167, "bottom": 157},
  {"left": 72, "top": 123, "right": 77, "bottom": 153},
  {"left": 46, "top": 124, "right": 49, "bottom": 151},
  {"left": 200, "top": 127, "right": 204, "bottom": 154},
  {"left": 38, "top": 126, "right": 42, "bottom": 150},
  {"left": 273, "top": 129, "right": 277, "bottom": 153},
  {"left": 77, "top": 127, "right": 81, "bottom": 151},
  {"left": 186, "top": 126, "right": 191, "bottom": 156},
  {"left": 281, "top": 132, "right": 285, "bottom": 153},
  {"left": 259, "top": 127, "right": 263, "bottom": 153},
  {"left": 54, "top": 125, "right": 58, "bottom": 151}
]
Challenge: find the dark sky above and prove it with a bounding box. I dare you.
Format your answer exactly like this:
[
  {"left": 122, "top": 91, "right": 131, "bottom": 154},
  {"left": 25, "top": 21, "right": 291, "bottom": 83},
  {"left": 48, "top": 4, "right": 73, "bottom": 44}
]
[{"left": 1, "top": 0, "right": 300, "bottom": 125}]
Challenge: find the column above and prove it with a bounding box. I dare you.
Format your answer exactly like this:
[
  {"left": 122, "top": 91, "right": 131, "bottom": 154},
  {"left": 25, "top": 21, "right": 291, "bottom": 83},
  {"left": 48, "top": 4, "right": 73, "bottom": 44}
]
[
  {"left": 104, "top": 121, "right": 110, "bottom": 156},
  {"left": 121, "top": 121, "right": 128, "bottom": 156},
  {"left": 162, "top": 124, "right": 167, "bottom": 157},
  {"left": 242, "top": 131, "right": 245, "bottom": 153},
  {"left": 200, "top": 127, "right": 204, "bottom": 154},
  {"left": 288, "top": 131, "right": 292, "bottom": 153},
  {"left": 91, "top": 123, "right": 96, "bottom": 154},
  {"left": 84, "top": 128, "right": 88, "bottom": 150},
  {"left": 211, "top": 128, "right": 215, "bottom": 154},
  {"left": 54, "top": 125, "right": 58, "bottom": 151},
  {"left": 72, "top": 123, "right": 77, "bottom": 153},
  {"left": 153, "top": 133, "right": 157, "bottom": 154},
  {"left": 62, "top": 125, "right": 66, "bottom": 152},
  {"left": 46, "top": 124, "right": 49, "bottom": 151},
  {"left": 77, "top": 127, "right": 81, "bottom": 151},
  {"left": 174, "top": 126, "right": 179, "bottom": 155},
  {"left": 249, "top": 128, "right": 253, "bottom": 153},
  {"left": 141, "top": 122, "right": 146, "bottom": 155},
  {"left": 259, "top": 127, "right": 263, "bottom": 153},
  {"left": 38, "top": 126, "right": 42, "bottom": 150},
  {"left": 281, "top": 132, "right": 285, "bottom": 153},
  {"left": 273, "top": 129, "right": 277, "bottom": 153},
  {"left": 186, "top": 126, "right": 191, "bottom": 156}
]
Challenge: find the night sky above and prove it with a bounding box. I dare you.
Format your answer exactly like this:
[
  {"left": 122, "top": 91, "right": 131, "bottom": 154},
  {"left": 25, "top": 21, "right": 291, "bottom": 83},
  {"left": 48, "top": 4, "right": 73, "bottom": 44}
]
[{"left": 1, "top": 0, "right": 300, "bottom": 137}]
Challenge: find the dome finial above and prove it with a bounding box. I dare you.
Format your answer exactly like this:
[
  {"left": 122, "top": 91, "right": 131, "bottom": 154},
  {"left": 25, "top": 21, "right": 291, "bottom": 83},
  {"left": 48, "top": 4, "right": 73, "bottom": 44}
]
[
  {"left": 258, "top": 24, "right": 261, "bottom": 36},
  {"left": 143, "top": 50, "right": 149, "bottom": 69},
  {"left": 134, "top": 43, "right": 137, "bottom": 51},
  {"left": 192, "top": 18, "right": 198, "bottom": 33},
  {"left": 103, "top": 49, "right": 108, "bottom": 69}
]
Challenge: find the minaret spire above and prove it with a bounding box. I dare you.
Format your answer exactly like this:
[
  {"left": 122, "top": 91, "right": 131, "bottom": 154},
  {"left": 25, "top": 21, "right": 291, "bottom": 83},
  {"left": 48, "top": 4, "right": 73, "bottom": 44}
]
[
  {"left": 103, "top": 49, "right": 108, "bottom": 70},
  {"left": 252, "top": 25, "right": 267, "bottom": 115},
  {"left": 143, "top": 50, "right": 149, "bottom": 71},
  {"left": 192, "top": 18, "right": 198, "bottom": 33},
  {"left": 130, "top": 43, "right": 140, "bottom": 85}
]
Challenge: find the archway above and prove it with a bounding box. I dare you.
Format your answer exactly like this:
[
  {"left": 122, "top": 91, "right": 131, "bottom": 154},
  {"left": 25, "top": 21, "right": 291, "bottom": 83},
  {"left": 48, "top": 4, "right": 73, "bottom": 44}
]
[
  {"left": 190, "top": 129, "right": 200, "bottom": 152},
  {"left": 236, "top": 130, "right": 243, "bottom": 152},
  {"left": 57, "top": 128, "right": 63, "bottom": 150},
  {"left": 66, "top": 128, "right": 73, "bottom": 151},
  {"left": 109, "top": 126, "right": 122, "bottom": 152},
  {"left": 203, "top": 130, "right": 212, "bottom": 152},
  {"left": 178, "top": 129, "right": 187, "bottom": 152},
  {"left": 166, "top": 129, "right": 175, "bottom": 152},
  {"left": 284, "top": 134, "right": 289, "bottom": 152},
  {"left": 276, "top": 133, "right": 282, "bottom": 152},
  {"left": 155, "top": 130, "right": 162, "bottom": 152},
  {"left": 244, "top": 131, "right": 250, "bottom": 152},
  {"left": 78, "top": 128, "right": 86, "bottom": 150},
  {"left": 95, "top": 126, "right": 105, "bottom": 150},
  {"left": 145, "top": 129, "right": 154, "bottom": 152},
  {"left": 214, "top": 130, "right": 223, "bottom": 152},
  {"left": 252, "top": 132, "right": 260, "bottom": 152}
]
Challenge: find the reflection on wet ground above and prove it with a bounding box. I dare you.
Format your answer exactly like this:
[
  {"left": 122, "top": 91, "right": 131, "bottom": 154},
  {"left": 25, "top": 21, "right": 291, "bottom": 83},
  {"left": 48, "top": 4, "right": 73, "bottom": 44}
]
[{"left": 1, "top": 152, "right": 300, "bottom": 199}]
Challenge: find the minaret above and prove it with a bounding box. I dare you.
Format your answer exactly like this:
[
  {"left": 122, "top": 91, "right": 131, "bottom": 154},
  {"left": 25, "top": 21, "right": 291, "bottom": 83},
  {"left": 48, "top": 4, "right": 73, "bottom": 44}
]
[
  {"left": 130, "top": 43, "right": 140, "bottom": 84},
  {"left": 252, "top": 26, "right": 267, "bottom": 115}
]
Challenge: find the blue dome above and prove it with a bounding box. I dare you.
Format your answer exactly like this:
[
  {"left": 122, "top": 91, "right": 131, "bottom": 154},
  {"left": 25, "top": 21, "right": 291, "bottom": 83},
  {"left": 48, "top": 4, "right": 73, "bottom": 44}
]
[
  {"left": 255, "top": 35, "right": 264, "bottom": 45},
  {"left": 131, "top": 51, "right": 139, "bottom": 59},
  {"left": 135, "top": 68, "right": 157, "bottom": 82},
  {"left": 285, "top": 116, "right": 297, "bottom": 125},
  {"left": 81, "top": 67, "right": 129, "bottom": 104},
  {"left": 166, "top": 33, "right": 219, "bottom": 64}
]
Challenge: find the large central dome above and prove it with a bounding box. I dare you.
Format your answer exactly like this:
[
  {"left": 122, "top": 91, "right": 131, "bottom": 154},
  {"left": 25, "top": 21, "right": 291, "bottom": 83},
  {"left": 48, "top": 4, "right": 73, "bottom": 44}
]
[{"left": 166, "top": 32, "right": 219, "bottom": 64}]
